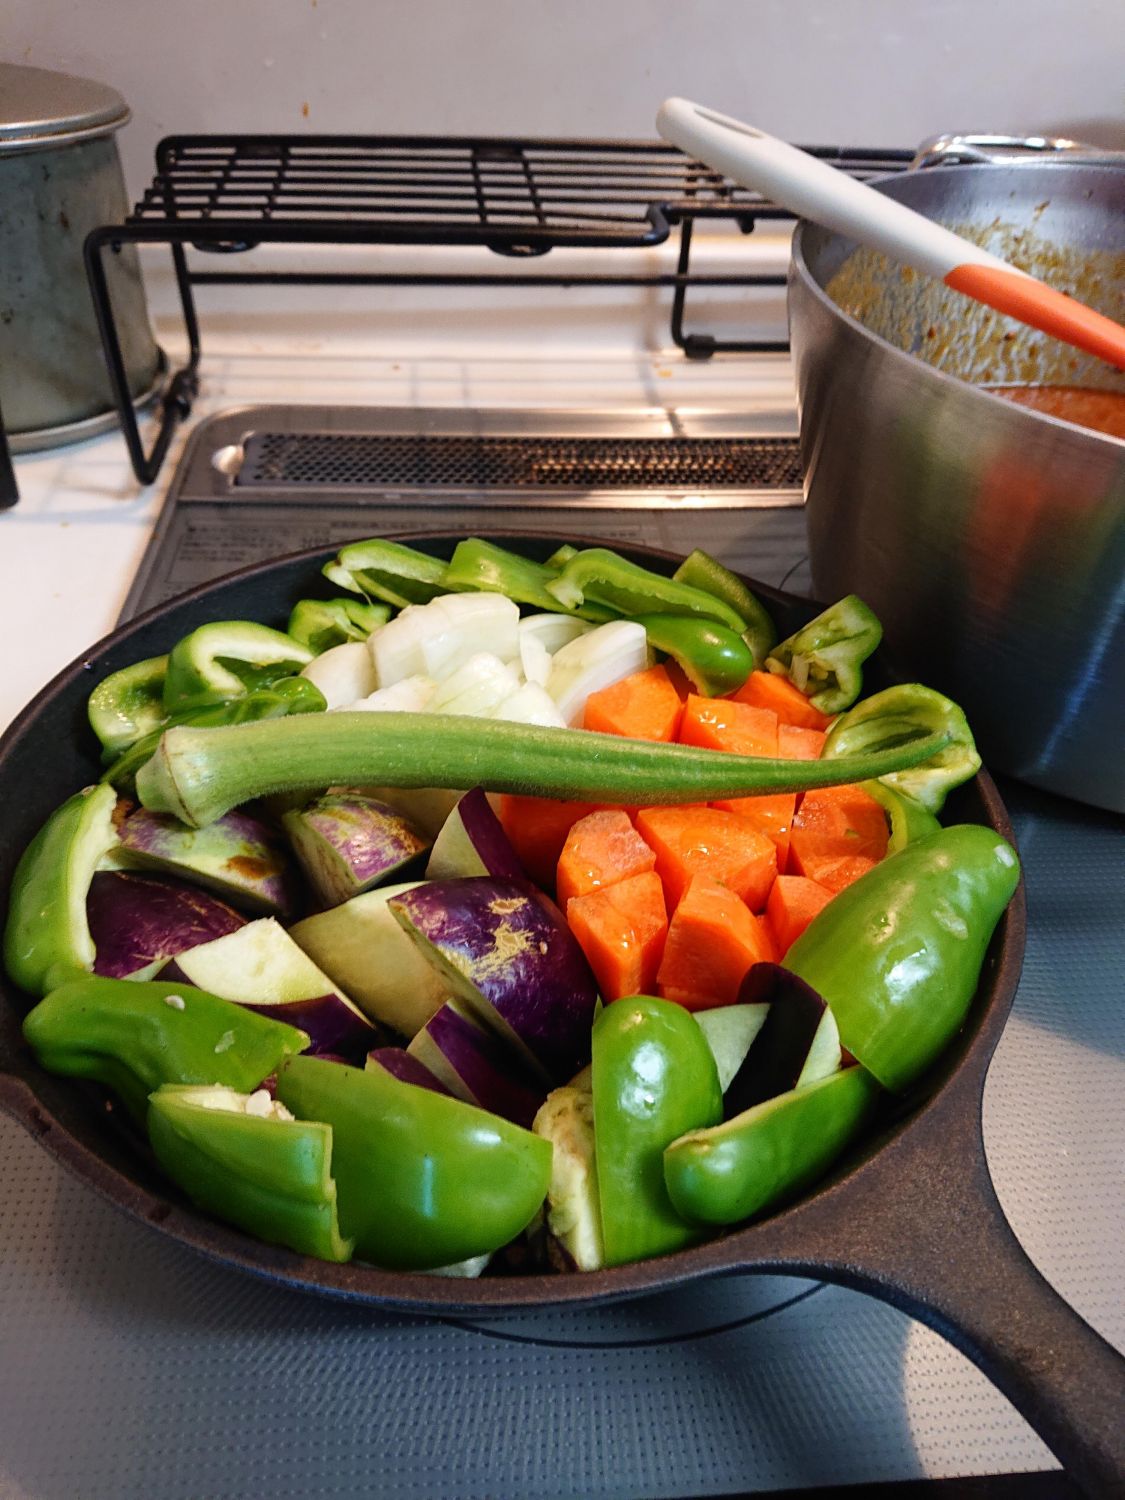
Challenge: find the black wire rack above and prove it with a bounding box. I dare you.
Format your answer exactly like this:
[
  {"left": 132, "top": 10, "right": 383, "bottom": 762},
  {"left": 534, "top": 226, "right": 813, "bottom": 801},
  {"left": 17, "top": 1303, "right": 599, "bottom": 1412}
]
[{"left": 71, "top": 134, "right": 912, "bottom": 491}]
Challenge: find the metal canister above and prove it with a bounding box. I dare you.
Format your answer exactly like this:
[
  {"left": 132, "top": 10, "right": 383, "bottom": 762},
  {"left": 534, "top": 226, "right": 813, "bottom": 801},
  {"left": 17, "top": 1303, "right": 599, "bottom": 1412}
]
[{"left": 0, "top": 62, "right": 162, "bottom": 449}]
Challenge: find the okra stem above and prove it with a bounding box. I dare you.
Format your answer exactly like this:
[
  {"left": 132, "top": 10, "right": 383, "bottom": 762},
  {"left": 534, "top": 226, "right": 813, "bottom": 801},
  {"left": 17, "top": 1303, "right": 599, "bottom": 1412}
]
[{"left": 136, "top": 713, "right": 955, "bottom": 829}]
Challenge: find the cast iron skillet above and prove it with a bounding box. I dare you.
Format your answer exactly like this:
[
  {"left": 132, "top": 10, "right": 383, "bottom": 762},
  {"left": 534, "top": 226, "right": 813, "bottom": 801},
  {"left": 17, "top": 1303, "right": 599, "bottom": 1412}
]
[{"left": 1, "top": 536, "right": 1122, "bottom": 1496}]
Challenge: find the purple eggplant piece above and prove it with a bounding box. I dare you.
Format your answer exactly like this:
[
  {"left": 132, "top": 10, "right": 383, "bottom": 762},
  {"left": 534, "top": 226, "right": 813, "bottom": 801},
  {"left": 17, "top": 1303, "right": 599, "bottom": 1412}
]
[
  {"left": 388, "top": 877, "right": 598, "bottom": 1085},
  {"left": 408, "top": 1000, "right": 545, "bottom": 1128},
  {"left": 365, "top": 1047, "right": 451, "bottom": 1096},
  {"left": 426, "top": 788, "right": 527, "bottom": 882},
  {"left": 283, "top": 793, "right": 431, "bottom": 908},
  {"left": 725, "top": 963, "right": 838, "bottom": 1118},
  {"left": 115, "top": 807, "right": 301, "bottom": 919},
  {"left": 88, "top": 871, "right": 246, "bottom": 980},
  {"left": 248, "top": 994, "right": 375, "bottom": 1062}
]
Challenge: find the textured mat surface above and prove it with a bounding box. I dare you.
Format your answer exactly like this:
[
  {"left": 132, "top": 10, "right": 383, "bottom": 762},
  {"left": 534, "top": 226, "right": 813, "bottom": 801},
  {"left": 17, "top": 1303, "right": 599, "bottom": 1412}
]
[{"left": 1, "top": 787, "right": 1121, "bottom": 1500}]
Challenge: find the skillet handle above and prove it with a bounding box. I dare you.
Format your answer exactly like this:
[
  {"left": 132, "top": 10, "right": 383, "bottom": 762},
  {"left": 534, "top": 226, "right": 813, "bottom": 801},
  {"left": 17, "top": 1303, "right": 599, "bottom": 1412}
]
[{"left": 780, "top": 1121, "right": 1125, "bottom": 1497}]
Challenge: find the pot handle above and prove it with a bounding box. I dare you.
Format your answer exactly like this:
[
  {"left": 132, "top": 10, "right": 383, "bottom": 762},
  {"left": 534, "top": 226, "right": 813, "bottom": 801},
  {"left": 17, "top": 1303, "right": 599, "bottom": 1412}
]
[{"left": 766, "top": 1120, "right": 1125, "bottom": 1497}]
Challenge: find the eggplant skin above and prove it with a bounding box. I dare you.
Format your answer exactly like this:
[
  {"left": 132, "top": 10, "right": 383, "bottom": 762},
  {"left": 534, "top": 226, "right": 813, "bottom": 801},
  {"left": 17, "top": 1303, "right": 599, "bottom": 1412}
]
[
  {"left": 389, "top": 877, "right": 599, "bottom": 1084},
  {"left": 88, "top": 870, "right": 246, "bottom": 979}
]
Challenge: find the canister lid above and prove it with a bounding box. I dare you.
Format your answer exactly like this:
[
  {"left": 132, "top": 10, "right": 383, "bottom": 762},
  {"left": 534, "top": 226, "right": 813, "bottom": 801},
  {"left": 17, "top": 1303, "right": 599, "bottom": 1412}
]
[{"left": 0, "top": 62, "right": 130, "bottom": 155}]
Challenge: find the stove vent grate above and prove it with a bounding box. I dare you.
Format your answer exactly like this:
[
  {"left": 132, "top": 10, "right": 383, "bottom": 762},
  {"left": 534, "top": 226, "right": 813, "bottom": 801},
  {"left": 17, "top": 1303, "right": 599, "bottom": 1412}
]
[{"left": 237, "top": 432, "right": 803, "bottom": 490}]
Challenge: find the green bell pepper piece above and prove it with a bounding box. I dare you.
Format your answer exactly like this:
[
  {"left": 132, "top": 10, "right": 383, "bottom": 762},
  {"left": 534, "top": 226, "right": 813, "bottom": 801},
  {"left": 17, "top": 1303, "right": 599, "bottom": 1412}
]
[
  {"left": 22, "top": 978, "right": 310, "bottom": 1122},
  {"left": 543, "top": 544, "right": 578, "bottom": 571},
  {"left": 765, "top": 595, "right": 882, "bottom": 713},
  {"left": 287, "top": 598, "right": 390, "bottom": 654},
  {"left": 824, "top": 683, "right": 982, "bottom": 814},
  {"left": 672, "top": 549, "right": 777, "bottom": 667},
  {"left": 87, "top": 655, "right": 169, "bottom": 759},
  {"left": 636, "top": 614, "right": 754, "bottom": 697},
  {"left": 785, "top": 824, "right": 1021, "bottom": 1093},
  {"left": 323, "top": 538, "right": 452, "bottom": 608},
  {"left": 862, "top": 778, "right": 942, "bottom": 853},
  {"left": 147, "top": 1084, "right": 353, "bottom": 1263},
  {"left": 664, "top": 1065, "right": 882, "bottom": 1226},
  {"left": 546, "top": 548, "right": 748, "bottom": 633},
  {"left": 443, "top": 538, "right": 612, "bottom": 620},
  {"left": 275, "top": 1053, "right": 552, "bottom": 1271},
  {"left": 163, "top": 621, "right": 313, "bottom": 714},
  {"left": 103, "top": 676, "right": 326, "bottom": 790},
  {"left": 592, "top": 996, "right": 722, "bottom": 1266},
  {"left": 4, "top": 784, "right": 119, "bottom": 996}
]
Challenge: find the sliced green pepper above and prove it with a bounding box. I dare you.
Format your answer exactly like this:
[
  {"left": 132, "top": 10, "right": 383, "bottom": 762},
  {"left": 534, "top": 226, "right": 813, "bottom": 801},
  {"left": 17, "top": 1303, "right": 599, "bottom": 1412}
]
[
  {"left": 103, "top": 676, "right": 326, "bottom": 790},
  {"left": 22, "top": 978, "right": 309, "bottom": 1121},
  {"left": 862, "top": 778, "right": 942, "bottom": 853},
  {"left": 765, "top": 595, "right": 882, "bottom": 713},
  {"left": 147, "top": 1084, "right": 353, "bottom": 1263},
  {"left": 546, "top": 548, "right": 748, "bottom": 632},
  {"left": 664, "top": 1065, "right": 882, "bottom": 1226},
  {"left": 636, "top": 614, "right": 754, "bottom": 697},
  {"left": 592, "top": 996, "right": 722, "bottom": 1265},
  {"left": 4, "top": 783, "right": 118, "bottom": 996},
  {"left": 323, "top": 538, "right": 451, "bottom": 609},
  {"left": 276, "top": 1054, "right": 552, "bottom": 1271},
  {"left": 287, "top": 597, "right": 389, "bottom": 654},
  {"left": 543, "top": 543, "right": 578, "bottom": 571},
  {"left": 135, "top": 712, "right": 956, "bottom": 829},
  {"left": 785, "top": 824, "right": 1021, "bottom": 1093},
  {"left": 824, "top": 684, "right": 982, "bottom": 814},
  {"left": 163, "top": 621, "right": 313, "bottom": 714},
  {"left": 672, "top": 549, "right": 777, "bottom": 667},
  {"left": 87, "top": 655, "right": 169, "bottom": 759},
  {"left": 444, "top": 538, "right": 612, "bottom": 620}
]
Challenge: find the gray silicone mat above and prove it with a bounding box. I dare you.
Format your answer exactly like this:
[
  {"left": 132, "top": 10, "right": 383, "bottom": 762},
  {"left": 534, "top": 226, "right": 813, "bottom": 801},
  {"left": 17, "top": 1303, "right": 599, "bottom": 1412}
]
[{"left": 1, "top": 780, "right": 1121, "bottom": 1499}]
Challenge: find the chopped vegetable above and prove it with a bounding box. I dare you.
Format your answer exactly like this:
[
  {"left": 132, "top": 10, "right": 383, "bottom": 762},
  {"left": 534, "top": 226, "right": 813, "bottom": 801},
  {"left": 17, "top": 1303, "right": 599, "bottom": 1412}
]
[
  {"left": 163, "top": 621, "right": 313, "bottom": 714},
  {"left": 582, "top": 663, "right": 684, "bottom": 743},
  {"left": 671, "top": 548, "right": 776, "bottom": 667},
  {"left": 426, "top": 788, "right": 527, "bottom": 882},
  {"left": 788, "top": 783, "right": 890, "bottom": 894},
  {"left": 408, "top": 998, "right": 545, "bottom": 1128},
  {"left": 88, "top": 870, "right": 246, "bottom": 981},
  {"left": 765, "top": 595, "right": 882, "bottom": 714},
  {"left": 87, "top": 655, "right": 169, "bottom": 758},
  {"left": 148, "top": 1083, "right": 353, "bottom": 1263},
  {"left": 592, "top": 996, "right": 722, "bottom": 1266},
  {"left": 777, "top": 723, "right": 827, "bottom": 760},
  {"left": 730, "top": 669, "right": 834, "bottom": 731},
  {"left": 546, "top": 547, "right": 747, "bottom": 633},
  {"left": 275, "top": 1053, "right": 552, "bottom": 1271},
  {"left": 300, "top": 640, "right": 377, "bottom": 709},
  {"left": 635, "top": 805, "right": 777, "bottom": 911},
  {"left": 22, "top": 976, "right": 309, "bottom": 1122},
  {"left": 323, "top": 538, "right": 451, "bottom": 608},
  {"left": 4, "top": 783, "right": 118, "bottom": 996},
  {"left": 369, "top": 592, "right": 521, "bottom": 688},
  {"left": 533, "top": 1083, "right": 604, "bottom": 1272},
  {"left": 565, "top": 871, "right": 668, "bottom": 1003},
  {"left": 444, "top": 538, "right": 611, "bottom": 618},
  {"left": 427, "top": 652, "right": 521, "bottom": 718},
  {"left": 282, "top": 792, "right": 429, "bottom": 907},
  {"left": 546, "top": 620, "right": 651, "bottom": 727},
  {"left": 498, "top": 794, "right": 602, "bottom": 893},
  {"left": 555, "top": 809, "right": 657, "bottom": 909},
  {"left": 765, "top": 875, "right": 834, "bottom": 956},
  {"left": 634, "top": 614, "right": 753, "bottom": 698},
  {"left": 288, "top": 597, "right": 389, "bottom": 654},
  {"left": 655, "top": 876, "right": 774, "bottom": 1009}
]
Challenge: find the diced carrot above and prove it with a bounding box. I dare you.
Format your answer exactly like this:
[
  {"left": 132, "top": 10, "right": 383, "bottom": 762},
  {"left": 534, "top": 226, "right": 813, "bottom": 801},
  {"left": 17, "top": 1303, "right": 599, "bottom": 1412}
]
[
  {"left": 556, "top": 809, "right": 657, "bottom": 909},
  {"left": 634, "top": 805, "right": 778, "bottom": 911},
  {"left": 497, "top": 794, "right": 600, "bottom": 892},
  {"left": 789, "top": 784, "right": 889, "bottom": 890},
  {"left": 582, "top": 664, "right": 684, "bottom": 743},
  {"left": 662, "top": 660, "right": 694, "bottom": 701},
  {"left": 656, "top": 876, "right": 775, "bottom": 1010},
  {"left": 766, "top": 874, "right": 835, "bottom": 955},
  {"left": 566, "top": 872, "right": 668, "bottom": 1003},
  {"left": 712, "top": 793, "right": 797, "bottom": 869},
  {"left": 778, "top": 724, "right": 827, "bottom": 761},
  {"left": 729, "top": 670, "right": 834, "bottom": 731},
  {"left": 679, "top": 693, "right": 779, "bottom": 757}
]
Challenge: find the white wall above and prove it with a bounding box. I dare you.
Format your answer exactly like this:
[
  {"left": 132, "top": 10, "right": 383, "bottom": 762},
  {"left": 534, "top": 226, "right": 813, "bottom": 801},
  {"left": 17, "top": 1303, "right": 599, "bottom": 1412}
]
[{"left": 6, "top": 0, "right": 1124, "bottom": 199}]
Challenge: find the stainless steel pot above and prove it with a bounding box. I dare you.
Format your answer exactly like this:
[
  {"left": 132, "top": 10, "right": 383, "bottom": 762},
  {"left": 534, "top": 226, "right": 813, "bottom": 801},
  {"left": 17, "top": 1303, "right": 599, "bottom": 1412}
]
[
  {"left": 0, "top": 63, "right": 162, "bottom": 449},
  {"left": 788, "top": 157, "right": 1125, "bottom": 813}
]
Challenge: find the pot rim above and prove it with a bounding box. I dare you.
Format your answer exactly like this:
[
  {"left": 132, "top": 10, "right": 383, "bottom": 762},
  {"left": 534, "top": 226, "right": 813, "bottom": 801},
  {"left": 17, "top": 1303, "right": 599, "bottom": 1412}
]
[{"left": 788, "top": 163, "right": 1125, "bottom": 450}]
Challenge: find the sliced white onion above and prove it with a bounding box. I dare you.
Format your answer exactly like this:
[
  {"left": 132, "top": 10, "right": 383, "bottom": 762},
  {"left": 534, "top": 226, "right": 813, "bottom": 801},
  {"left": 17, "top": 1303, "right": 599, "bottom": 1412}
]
[
  {"left": 300, "top": 641, "right": 377, "bottom": 709},
  {"left": 518, "top": 613, "right": 595, "bottom": 655},
  {"left": 428, "top": 653, "right": 521, "bottom": 718},
  {"left": 518, "top": 632, "right": 552, "bottom": 688},
  {"left": 369, "top": 593, "right": 520, "bottom": 688},
  {"left": 347, "top": 675, "right": 437, "bottom": 714},
  {"left": 546, "top": 621, "right": 651, "bottom": 726},
  {"left": 491, "top": 682, "right": 568, "bottom": 729}
]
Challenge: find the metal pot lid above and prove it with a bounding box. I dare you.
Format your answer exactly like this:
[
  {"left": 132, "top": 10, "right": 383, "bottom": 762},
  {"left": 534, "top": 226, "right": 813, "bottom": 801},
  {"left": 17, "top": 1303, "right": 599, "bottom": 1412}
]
[{"left": 0, "top": 62, "right": 130, "bottom": 155}]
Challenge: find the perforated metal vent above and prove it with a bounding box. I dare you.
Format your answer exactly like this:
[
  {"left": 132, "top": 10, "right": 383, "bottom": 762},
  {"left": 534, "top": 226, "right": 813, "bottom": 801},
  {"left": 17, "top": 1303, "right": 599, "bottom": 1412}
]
[{"left": 237, "top": 432, "right": 803, "bottom": 490}]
